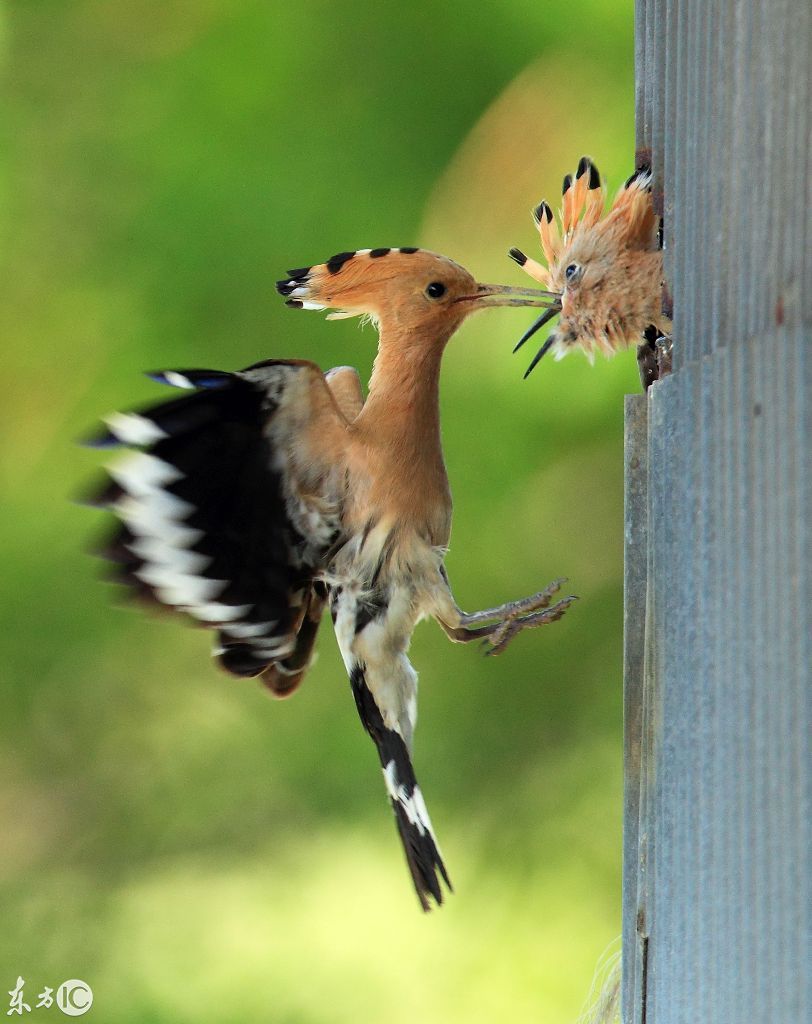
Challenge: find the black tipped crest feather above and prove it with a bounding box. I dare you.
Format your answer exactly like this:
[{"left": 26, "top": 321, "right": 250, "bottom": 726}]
[
  {"left": 509, "top": 155, "right": 669, "bottom": 374},
  {"left": 326, "top": 251, "right": 355, "bottom": 274}
]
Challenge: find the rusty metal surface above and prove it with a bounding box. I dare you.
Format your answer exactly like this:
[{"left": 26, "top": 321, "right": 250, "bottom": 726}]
[{"left": 626, "top": 1, "right": 811, "bottom": 1021}]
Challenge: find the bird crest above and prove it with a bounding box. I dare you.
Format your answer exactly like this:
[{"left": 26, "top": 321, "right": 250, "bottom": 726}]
[
  {"left": 276, "top": 247, "right": 423, "bottom": 319},
  {"left": 509, "top": 157, "right": 669, "bottom": 375}
]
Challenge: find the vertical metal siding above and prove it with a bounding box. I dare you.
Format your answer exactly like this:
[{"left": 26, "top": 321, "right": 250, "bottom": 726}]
[
  {"left": 625, "top": 2, "right": 811, "bottom": 1021},
  {"left": 623, "top": 393, "right": 648, "bottom": 1023}
]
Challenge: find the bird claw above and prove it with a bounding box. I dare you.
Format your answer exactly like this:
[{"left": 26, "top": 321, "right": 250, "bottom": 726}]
[
  {"left": 655, "top": 334, "right": 673, "bottom": 377},
  {"left": 482, "top": 592, "right": 578, "bottom": 657},
  {"left": 637, "top": 329, "right": 673, "bottom": 390},
  {"left": 496, "top": 577, "right": 567, "bottom": 619}
]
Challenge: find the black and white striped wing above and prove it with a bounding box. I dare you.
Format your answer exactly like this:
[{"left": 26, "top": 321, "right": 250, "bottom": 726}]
[{"left": 87, "top": 362, "right": 343, "bottom": 688}]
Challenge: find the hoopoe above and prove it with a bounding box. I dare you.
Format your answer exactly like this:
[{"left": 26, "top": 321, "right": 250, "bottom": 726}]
[
  {"left": 86, "top": 246, "right": 575, "bottom": 910},
  {"left": 508, "top": 157, "right": 671, "bottom": 382}
]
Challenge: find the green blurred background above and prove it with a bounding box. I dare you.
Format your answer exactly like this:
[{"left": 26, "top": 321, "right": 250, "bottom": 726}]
[{"left": 0, "top": 2, "right": 638, "bottom": 1020}]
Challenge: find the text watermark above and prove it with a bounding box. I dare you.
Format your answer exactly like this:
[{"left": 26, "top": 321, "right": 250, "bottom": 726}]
[{"left": 7, "top": 979, "right": 92, "bottom": 1017}]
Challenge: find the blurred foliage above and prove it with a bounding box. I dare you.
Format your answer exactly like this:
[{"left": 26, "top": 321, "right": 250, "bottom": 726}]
[{"left": 0, "top": 1, "right": 638, "bottom": 1021}]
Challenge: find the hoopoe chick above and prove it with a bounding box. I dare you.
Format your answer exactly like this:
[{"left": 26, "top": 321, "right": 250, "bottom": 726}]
[
  {"left": 508, "top": 157, "right": 671, "bottom": 378},
  {"left": 86, "top": 246, "right": 571, "bottom": 911}
]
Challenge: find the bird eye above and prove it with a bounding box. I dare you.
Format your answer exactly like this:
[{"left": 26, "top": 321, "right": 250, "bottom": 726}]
[
  {"left": 565, "top": 263, "right": 581, "bottom": 283},
  {"left": 425, "top": 281, "right": 446, "bottom": 299}
]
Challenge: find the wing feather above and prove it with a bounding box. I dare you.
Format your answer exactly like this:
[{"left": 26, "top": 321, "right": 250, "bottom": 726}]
[{"left": 87, "top": 360, "right": 346, "bottom": 690}]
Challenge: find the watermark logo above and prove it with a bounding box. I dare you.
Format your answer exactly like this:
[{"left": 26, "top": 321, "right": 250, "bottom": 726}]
[
  {"left": 7, "top": 978, "right": 92, "bottom": 1017},
  {"left": 55, "top": 984, "right": 92, "bottom": 1018}
]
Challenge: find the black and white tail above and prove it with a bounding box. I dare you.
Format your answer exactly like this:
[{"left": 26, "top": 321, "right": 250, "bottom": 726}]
[{"left": 349, "top": 664, "right": 451, "bottom": 910}]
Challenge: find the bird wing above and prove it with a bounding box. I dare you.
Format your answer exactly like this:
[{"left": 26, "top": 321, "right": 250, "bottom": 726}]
[
  {"left": 257, "top": 365, "right": 365, "bottom": 695},
  {"left": 331, "top": 582, "right": 452, "bottom": 910},
  {"left": 324, "top": 365, "right": 364, "bottom": 422},
  {"left": 87, "top": 360, "right": 347, "bottom": 691}
]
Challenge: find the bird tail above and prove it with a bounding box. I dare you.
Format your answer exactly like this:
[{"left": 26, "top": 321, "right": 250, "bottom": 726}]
[{"left": 349, "top": 664, "right": 452, "bottom": 911}]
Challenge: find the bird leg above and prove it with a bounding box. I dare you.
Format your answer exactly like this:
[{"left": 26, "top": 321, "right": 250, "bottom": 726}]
[
  {"left": 437, "top": 577, "right": 576, "bottom": 655},
  {"left": 637, "top": 326, "right": 673, "bottom": 390}
]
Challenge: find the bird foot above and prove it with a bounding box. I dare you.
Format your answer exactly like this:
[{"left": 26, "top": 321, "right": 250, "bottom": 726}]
[
  {"left": 483, "top": 586, "right": 578, "bottom": 656},
  {"left": 490, "top": 576, "right": 567, "bottom": 620},
  {"left": 655, "top": 334, "right": 673, "bottom": 378},
  {"left": 637, "top": 328, "right": 673, "bottom": 390}
]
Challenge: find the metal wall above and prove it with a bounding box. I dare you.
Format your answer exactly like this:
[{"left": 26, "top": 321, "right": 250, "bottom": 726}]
[{"left": 624, "top": 2, "right": 811, "bottom": 1022}]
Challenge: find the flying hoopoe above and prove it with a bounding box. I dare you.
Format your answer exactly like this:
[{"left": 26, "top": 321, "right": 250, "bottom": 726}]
[
  {"left": 508, "top": 157, "right": 671, "bottom": 383},
  {"left": 86, "top": 246, "right": 575, "bottom": 910}
]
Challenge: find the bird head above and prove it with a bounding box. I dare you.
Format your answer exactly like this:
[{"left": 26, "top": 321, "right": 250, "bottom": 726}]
[
  {"left": 508, "top": 158, "right": 669, "bottom": 377},
  {"left": 276, "top": 247, "right": 556, "bottom": 344}
]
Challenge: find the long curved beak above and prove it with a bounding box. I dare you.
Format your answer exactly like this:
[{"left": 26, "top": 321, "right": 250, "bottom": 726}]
[
  {"left": 512, "top": 305, "right": 561, "bottom": 352},
  {"left": 513, "top": 305, "right": 563, "bottom": 378},
  {"left": 457, "top": 282, "right": 560, "bottom": 309}
]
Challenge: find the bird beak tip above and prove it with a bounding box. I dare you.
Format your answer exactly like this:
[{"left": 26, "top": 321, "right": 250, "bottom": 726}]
[
  {"left": 512, "top": 306, "right": 561, "bottom": 353},
  {"left": 522, "top": 334, "right": 557, "bottom": 378}
]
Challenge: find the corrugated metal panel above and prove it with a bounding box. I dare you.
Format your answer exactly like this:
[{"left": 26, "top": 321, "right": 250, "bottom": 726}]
[
  {"left": 623, "top": 393, "right": 648, "bottom": 1024},
  {"left": 625, "top": 2, "right": 811, "bottom": 1022}
]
